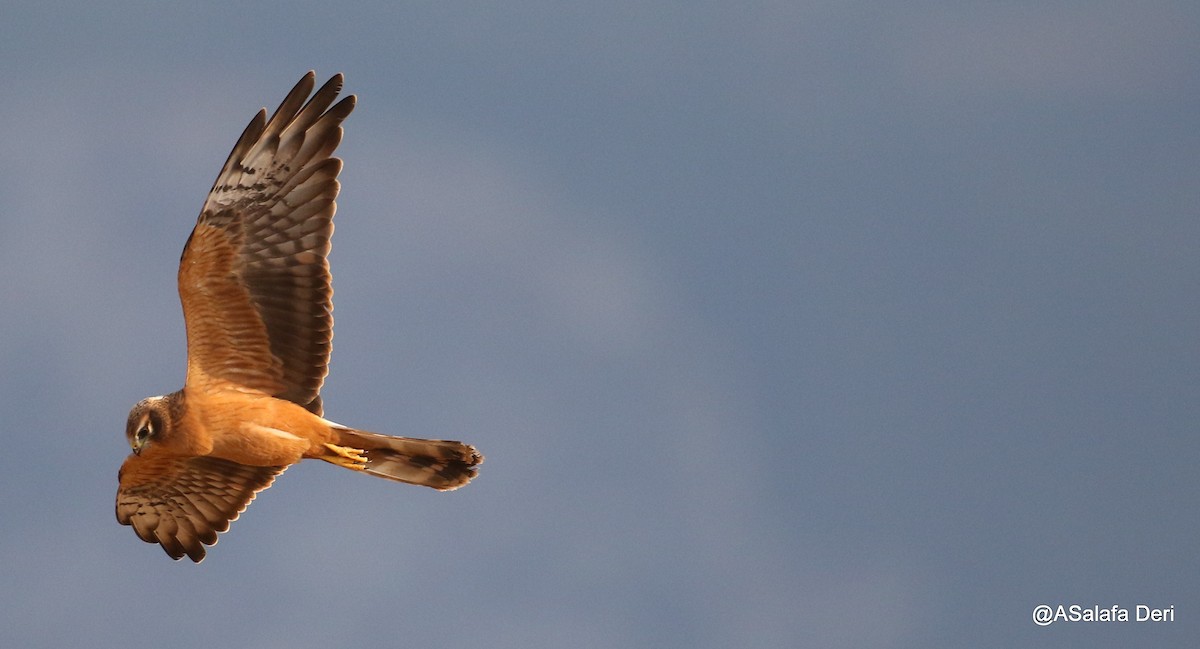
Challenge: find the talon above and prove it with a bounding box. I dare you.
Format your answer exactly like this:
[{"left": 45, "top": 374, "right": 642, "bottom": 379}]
[{"left": 324, "top": 443, "right": 368, "bottom": 470}]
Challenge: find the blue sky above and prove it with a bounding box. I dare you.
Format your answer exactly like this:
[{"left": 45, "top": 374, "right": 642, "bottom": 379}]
[{"left": 0, "top": 2, "right": 1197, "bottom": 647}]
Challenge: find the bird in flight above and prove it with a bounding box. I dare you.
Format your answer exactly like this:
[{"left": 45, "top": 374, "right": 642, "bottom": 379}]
[{"left": 115, "top": 72, "right": 483, "bottom": 562}]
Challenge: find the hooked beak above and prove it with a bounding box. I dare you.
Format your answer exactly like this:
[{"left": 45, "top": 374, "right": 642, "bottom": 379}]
[{"left": 131, "top": 440, "right": 144, "bottom": 456}]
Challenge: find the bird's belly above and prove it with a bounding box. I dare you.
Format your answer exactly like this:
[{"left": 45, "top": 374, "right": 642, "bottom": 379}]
[{"left": 198, "top": 396, "right": 330, "bottom": 466}]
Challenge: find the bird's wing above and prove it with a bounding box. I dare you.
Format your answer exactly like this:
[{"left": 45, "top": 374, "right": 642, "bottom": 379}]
[
  {"left": 116, "top": 453, "right": 286, "bottom": 562},
  {"left": 179, "top": 72, "right": 355, "bottom": 415}
]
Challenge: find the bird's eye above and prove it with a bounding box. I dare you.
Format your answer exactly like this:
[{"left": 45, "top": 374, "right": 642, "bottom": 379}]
[{"left": 137, "top": 425, "right": 152, "bottom": 441}]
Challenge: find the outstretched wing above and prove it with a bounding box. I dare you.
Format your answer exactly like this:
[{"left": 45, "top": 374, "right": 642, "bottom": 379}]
[
  {"left": 116, "top": 454, "right": 285, "bottom": 562},
  {"left": 179, "top": 72, "right": 355, "bottom": 415}
]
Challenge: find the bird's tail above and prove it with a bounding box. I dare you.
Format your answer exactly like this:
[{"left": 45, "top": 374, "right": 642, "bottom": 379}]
[{"left": 332, "top": 427, "right": 483, "bottom": 491}]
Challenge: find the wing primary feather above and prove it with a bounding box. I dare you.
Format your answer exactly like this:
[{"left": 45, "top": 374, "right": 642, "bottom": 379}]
[{"left": 116, "top": 454, "right": 285, "bottom": 562}]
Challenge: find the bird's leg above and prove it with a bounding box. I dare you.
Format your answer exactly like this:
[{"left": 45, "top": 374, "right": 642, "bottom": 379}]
[{"left": 323, "top": 443, "right": 368, "bottom": 470}]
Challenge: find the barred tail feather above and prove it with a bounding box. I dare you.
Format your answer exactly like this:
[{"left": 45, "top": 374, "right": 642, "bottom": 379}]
[{"left": 334, "top": 427, "right": 483, "bottom": 490}]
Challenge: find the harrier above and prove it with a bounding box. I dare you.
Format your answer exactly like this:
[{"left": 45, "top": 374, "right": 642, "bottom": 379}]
[{"left": 116, "top": 72, "right": 483, "bottom": 562}]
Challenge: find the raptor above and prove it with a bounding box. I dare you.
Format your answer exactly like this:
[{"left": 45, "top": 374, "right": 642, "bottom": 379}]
[{"left": 115, "top": 72, "right": 482, "bottom": 562}]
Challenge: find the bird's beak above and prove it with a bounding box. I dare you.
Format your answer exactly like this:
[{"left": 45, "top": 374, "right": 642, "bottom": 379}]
[{"left": 131, "top": 440, "right": 143, "bottom": 456}]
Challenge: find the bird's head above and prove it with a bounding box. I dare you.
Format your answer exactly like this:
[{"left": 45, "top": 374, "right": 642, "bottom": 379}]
[{"left": 125, "top": 395, "right": 170, "bottom": 455}]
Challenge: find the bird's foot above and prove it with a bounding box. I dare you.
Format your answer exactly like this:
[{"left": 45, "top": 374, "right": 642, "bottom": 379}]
[{"left": 324, "top": 443, "right": 368, "bottom": 470}]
